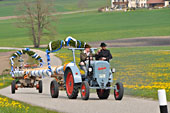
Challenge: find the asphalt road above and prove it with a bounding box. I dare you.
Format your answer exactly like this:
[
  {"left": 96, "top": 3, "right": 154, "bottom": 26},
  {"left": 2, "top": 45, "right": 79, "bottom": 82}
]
[
  {"left": 89, "top": 36, "right": 170, "bottom": 47},
  {"left": 0, "top": 47, "right": 170, "bottom": 113},
  {"left": 0, "top": 77, "right": 169, "bottom": 113}
]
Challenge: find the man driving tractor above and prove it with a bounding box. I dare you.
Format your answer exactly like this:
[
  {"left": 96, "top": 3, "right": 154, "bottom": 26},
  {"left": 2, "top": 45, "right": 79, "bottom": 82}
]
[{"left": 79, "top": 44, "right": 93, "bottom": 76}]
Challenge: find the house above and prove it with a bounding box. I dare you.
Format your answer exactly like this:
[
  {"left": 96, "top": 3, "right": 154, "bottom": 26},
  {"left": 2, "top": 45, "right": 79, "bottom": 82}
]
[
  {"left": 147, "top": 0, "right": 165, "bottom": 7},
  {"left": 111, "top": 0, "right": 148, "bottom": 8},
  {"left": 138, "top": 0, "right": 148, "bottom": 7},
  {"left": 165, "top": 0, "right": 170, "bottom": 6},
  {"left": 111, "top": 0, "right": 129, "bottom": 9},
  {"left": 111, "top": 0, "right": 169, "bottom": 8}
]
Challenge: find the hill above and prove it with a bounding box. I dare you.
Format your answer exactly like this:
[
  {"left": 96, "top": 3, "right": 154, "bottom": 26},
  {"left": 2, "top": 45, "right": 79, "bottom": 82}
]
[
  {"left": 0, "top": 0, "right": 109, "bottom": 17},
  {"left": 0, "top": 8, "right": 170, "bottom": 47}
]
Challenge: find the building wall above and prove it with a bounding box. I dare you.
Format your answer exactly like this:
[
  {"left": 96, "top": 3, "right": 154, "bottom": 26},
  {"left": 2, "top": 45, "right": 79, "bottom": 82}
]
[
  {"left": 139, "top": 0, "right": 148, "bottom": 7},
  {"left": 128, "top": 0, "right": 148, "bottom": 8},
  {"left": 165, "top": 1, "right": 170, "bottom": 6},
  {"left": 128, "top": 0, "right": 137, "bottom": 8}
]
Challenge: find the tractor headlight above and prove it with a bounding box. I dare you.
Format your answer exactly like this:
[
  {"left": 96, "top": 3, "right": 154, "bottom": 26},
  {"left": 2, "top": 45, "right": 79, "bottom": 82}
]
[
  {"left": 88, "top": 67, "right": 93, "bottom": 72},
  {"left": 111, "top": 68, "right": 116, "bottom": 73}
]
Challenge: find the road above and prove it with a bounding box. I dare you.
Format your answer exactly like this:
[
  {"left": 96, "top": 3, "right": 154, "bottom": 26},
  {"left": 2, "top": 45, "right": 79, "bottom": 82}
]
[
  {"left": 0, "top": 47, "right": 170, "bottom": 113},
  {"left": 0, "top": 78, "right": 169, "bottom": 113},
  {"left": 89, "top": 36, "right": 170, "bottom": 47},
  {"left": 0, "top": 9, "right": 97, "bottom": 20}
]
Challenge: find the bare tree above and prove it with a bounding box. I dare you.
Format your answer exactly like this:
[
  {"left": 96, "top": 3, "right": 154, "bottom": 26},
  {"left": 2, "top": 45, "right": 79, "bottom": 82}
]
[
  {"left": 17, "top": 0, "right": 57, "bottom": 48},
  {"left": 77, "top": 0, "right": 88, "bottom": 10}
]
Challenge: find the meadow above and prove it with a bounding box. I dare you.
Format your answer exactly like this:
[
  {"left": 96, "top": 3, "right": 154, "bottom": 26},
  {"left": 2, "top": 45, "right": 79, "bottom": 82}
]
[
  {"left": 0, "top": 95, "right": 59, "bottom": 113},
  {"left": 0, "top": 8, "right": 170, "bottom": 47},
  {"left": 55, "top": 46, "right": 170, "bottom": 101},
  {"left": 0, "top": 0, "right": 109, "bottom": 17}
]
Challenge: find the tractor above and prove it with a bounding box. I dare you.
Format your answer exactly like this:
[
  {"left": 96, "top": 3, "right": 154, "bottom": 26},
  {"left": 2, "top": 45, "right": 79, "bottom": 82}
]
[{"left": 50, "top": 48, "right": 124, "bottom": 100}]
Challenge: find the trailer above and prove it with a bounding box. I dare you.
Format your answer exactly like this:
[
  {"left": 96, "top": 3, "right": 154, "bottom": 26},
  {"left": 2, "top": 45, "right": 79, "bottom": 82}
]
[{"left": 10, "top": 48, "right": 44, "bottom": 94}]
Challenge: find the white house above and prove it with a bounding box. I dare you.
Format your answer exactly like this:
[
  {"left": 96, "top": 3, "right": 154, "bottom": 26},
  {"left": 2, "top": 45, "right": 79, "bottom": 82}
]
[{"left": 111, "top": 0, "right": 147, "bottom": 8}]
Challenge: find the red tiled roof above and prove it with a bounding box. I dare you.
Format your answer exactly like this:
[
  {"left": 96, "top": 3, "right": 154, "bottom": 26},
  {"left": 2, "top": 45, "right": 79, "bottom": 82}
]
[{"left": 147, "top": 0, "right": 165, "bottom": 4}]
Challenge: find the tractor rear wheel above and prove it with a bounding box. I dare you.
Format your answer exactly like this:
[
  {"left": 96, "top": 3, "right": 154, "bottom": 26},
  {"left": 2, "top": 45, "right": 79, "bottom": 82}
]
[
  {"left": 65, "top": 69, "right": 79, "bottom": 99},
  {"left": 11, "top": 80, "right": 16, "bottom": 94},
  {"left": 50, "top": 80, "right": 59, "bottom": 98},
  {"left": 97, "top": 89, "right": 110, "bottom": 99},
  {"left": 38, "top": 80, "right": 43, "bottom": 93},
  {"left": 81, "top": 81, "right": 90, "bottom": 100},
  {"left": 114, "top": 82, "right": 124, "bottom": 100}
]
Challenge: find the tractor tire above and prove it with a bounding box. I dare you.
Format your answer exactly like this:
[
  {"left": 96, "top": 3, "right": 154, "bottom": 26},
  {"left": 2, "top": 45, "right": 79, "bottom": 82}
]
[
  {"left": 38, "top": 80, "right": 43, "bottom": 93},
  {"left": 50, "top": 80, "right": 59, "bottom": 98},
  {"left": 65, "top": 69, "right": 79, "bottom": 99},
  {"left": 11, "top": 80, "right": 16, "bottom": 94},
  {"left": 114, "top": 82, "right": 124, "bottom": 100},
  {"left": 80, "top": 81, "right": 90, "bottom": 100},
  {"left": 97, "top": 89, "right": 110, "bottom": 99}
]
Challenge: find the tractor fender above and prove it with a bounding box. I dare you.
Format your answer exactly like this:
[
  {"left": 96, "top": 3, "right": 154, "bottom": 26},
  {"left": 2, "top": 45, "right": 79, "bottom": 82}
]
[{"left": 64, "top": 64, "right": 82, "bottom": 84}]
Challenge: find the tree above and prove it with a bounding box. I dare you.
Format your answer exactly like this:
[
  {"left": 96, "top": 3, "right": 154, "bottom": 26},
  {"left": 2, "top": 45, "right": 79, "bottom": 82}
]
[{"left": 17, "top": 0, "right": 57, "bottom": 48}]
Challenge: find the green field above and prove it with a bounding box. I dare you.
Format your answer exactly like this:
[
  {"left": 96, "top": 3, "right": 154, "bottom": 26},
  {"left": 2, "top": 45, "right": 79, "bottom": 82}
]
[
  {"left": 110, "top": 46, "right": 170, "bottom": 100},
  {"left": 0, "top": 8, "right": 170, "bottom": 47},
  {"left": 0, "top": 0, "right": 109, "bottom": 17},
  {"left": 55, "top": 46, "right": 170, "bottom": 101}
]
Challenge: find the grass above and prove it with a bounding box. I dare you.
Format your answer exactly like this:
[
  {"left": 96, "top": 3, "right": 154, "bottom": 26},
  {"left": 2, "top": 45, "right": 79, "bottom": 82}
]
[
  {"left": 0, "top": 8, "right": 170, "bottom": 47},
  {"left": 54, "top": 46, "right": 170, "bottom": 101},
  {"left": 110, "top": 46, "right": 170, "bottom": 100},
  {"left": 0, "top": 49, "right": 14, "bottom": 52},
  {"left": 0, "top": 95, "right": 58, "bottom": 113},
  {"left": 0, "top": 75, "right": 13, "bottom": 89},
  {"left": 0, "top": 0, "right": 109, "bottom": 17}
]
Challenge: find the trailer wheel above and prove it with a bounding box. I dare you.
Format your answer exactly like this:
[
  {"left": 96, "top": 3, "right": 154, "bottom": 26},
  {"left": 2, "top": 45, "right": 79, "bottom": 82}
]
[
  {"left": 50, "top": 80, "right": 59, "bottom": 98},
  {"left": 81, "top": 81, "right": 90, "bottom": 100},
  {"left": 97, "top": 89, "right": 110, "bottom": 99},
  {"left": 65, "top": 69, "right": 79, "bottom": 99},
  {"left": 114, "top": 82, "right": 124, "bottom": 100},
  {"left": 38, "top": 80, "right": 43, "bottom": 93},
  {"left": 11, "top": 80, "right": 16, "bottom": 94}
]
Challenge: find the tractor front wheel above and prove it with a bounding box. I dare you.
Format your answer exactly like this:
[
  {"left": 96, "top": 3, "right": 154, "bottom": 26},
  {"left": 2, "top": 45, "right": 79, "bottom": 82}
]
[
  {"left": 50, "top": 80, "right": 59, "bottom": 98},
  {"left": 81, "top": 81, "right": 90, "bottom": 100},
  {"left": 65, "top": 69, "right": 79, "bottom": 99},
  {"left": 11, "top": 80, "right": 16, "bottom": 94},
  {"left": 114, "top": 82, "right": 124, "bottom": 100},
  {"left": 97, "top": 89, "right": 110, "bottom": 99}
]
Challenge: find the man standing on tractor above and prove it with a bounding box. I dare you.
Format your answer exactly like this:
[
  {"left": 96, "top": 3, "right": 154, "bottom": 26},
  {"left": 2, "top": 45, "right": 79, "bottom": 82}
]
[
  {"left": 96, "top": 42, "right": 112, "bottom": 62},
  {"left": 79, "top": 45, "right": 93, "bottom": 76}
]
